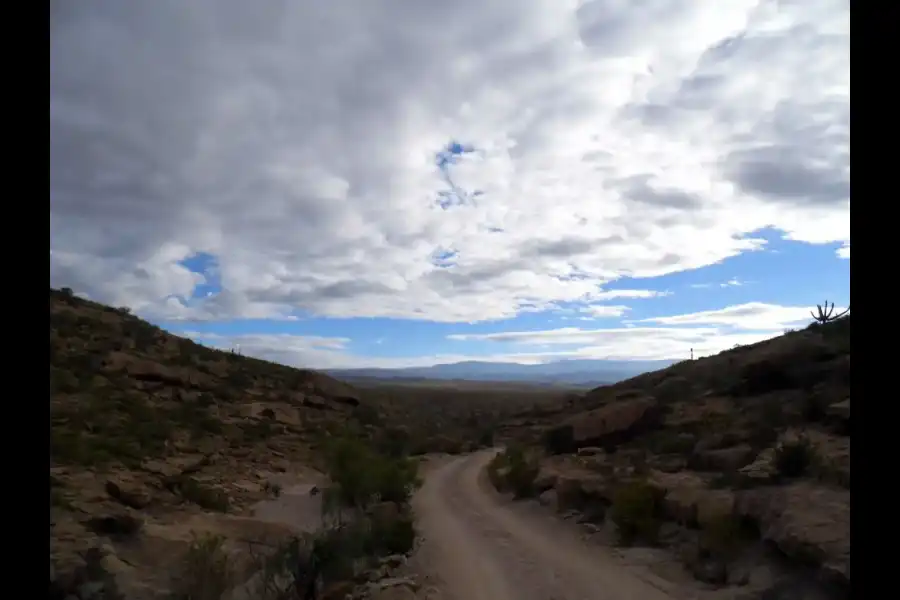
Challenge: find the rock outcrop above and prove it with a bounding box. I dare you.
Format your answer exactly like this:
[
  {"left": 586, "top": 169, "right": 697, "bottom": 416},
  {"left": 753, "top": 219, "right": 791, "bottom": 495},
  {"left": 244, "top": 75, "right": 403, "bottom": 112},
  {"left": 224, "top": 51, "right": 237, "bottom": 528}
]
[
  {"left": 498, "top": 315, "right": 851, "bottom": 598},
  {"left": 544, "top": 397, "right": 661, "bottom": 454}
]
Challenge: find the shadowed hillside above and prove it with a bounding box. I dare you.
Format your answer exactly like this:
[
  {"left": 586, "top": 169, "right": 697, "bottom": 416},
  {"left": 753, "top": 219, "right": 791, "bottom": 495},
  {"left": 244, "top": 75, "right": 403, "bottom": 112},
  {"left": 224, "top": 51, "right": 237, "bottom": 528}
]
[
  {"left": 491, "top": 314, "right": 850, "bottom": 599},
  {"left": 51, "top": 287, "right": 364, "bottom": 470},
  {"left": 49, "top": 288, "right": 423, "bottom": 599},
  {"left": 49, "top": 287, "right": 573, "bottom": 599}
]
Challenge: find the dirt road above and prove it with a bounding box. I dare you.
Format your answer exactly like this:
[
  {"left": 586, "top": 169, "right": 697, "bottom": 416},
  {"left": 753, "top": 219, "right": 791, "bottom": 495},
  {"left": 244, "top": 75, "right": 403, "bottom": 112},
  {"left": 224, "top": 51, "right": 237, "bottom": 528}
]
[{"left": 412, "top": 450, "right": 702, "bottom": 600}]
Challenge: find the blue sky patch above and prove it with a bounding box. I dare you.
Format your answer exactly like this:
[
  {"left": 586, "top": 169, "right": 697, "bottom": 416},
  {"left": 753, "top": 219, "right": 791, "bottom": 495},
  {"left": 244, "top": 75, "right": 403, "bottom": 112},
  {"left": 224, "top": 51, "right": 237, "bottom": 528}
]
[
  {"left": 178, "top": 252, "right": 222, "bottom": 301},
  {"left": 161, "top": 229, "right": 849, "bottom": 367}
]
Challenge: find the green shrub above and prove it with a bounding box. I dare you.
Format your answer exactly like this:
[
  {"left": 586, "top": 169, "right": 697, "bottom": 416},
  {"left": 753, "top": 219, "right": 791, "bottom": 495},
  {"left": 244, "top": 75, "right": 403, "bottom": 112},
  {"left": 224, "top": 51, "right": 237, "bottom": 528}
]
[
  {"left": 176, "top": 477, "right": 230, "bottom": 512},
  {"left": 375, "top": 427, "right": 412, "bottom": 459},
  {"left": 477, "top": 428, "right": 495, "bottom": 448},
  {"left": 263, "top": 480, "right": 282, "bottom": 497},
  {"left": 508, "top": 456, "right": 539, "bottom": 499},
  {"left": 168, "top": 433, "right": 421, "bottom": 598},
  {"left": 171, "top": 534, "right": 236, "bottom": 600},
  {"left": 487, "top": 452, "right": 507, "bottom": 490},
  {"left": 543, "top": 424, "right": 575, "bottom": 455},
  {"left": 352, "top": 403, "right": 382, "bottom": 427},
  {"left": 609, "top": 480, "right": 666, "bottom": 546},
  {"left": 311, "top": 504, "right": 418, "bottom": 585},
  {"left": 488, "top": 446, "right": 539, "bottom": 498},
  {"left": 325, "top": 436, "right": 421, "bottom": 509},
  {"left": 442, "top": 438, "right": 465, "bottom": 455},
  {"left": 310, "top": 521, "right": 370, "bottom": 582},
  {"left": 700, "top": 514, "right": 749, "bottom": 560},
  {"left": 368, "top": 510, "right": 417, "bottom": 556},
  {"left": 371, "top": 455, "right": 421, "bottom": 504},
  {"left": 774, "top": 435, "right": 814, "bottom": 478}
]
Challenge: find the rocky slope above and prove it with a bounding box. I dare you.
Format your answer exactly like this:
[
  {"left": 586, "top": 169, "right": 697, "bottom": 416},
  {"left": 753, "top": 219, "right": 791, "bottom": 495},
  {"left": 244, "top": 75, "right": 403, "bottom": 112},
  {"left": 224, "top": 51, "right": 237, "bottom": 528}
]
[
  {"left": 49, "top": 288, "right": 382, "bottom": 598},
  {"left": 495, "top": 315, "right": 851, "bottom": 599},
  {"left": 49, "top": 287, "right": 580, "bottom": 599}
]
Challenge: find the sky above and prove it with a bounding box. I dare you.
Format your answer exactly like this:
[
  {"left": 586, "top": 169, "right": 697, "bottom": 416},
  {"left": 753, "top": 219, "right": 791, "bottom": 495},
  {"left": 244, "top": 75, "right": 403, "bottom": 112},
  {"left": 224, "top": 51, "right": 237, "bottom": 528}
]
[{"left": 50, "top": 0, "right": 850, "bottom": 370}]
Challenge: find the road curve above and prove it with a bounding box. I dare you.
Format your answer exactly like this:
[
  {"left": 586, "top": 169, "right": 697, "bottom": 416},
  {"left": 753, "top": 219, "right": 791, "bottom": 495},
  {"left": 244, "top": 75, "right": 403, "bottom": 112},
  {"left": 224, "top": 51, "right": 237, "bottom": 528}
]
[{"left": 411, "top": 450, "right": 696, "bottom": 600}]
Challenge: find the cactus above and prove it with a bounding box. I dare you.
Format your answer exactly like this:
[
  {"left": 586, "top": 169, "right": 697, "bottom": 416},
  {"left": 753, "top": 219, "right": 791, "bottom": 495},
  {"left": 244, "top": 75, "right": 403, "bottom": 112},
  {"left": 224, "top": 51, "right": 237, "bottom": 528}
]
[{"left": 810, "top": 300, "right": 850, "bottom": 324}]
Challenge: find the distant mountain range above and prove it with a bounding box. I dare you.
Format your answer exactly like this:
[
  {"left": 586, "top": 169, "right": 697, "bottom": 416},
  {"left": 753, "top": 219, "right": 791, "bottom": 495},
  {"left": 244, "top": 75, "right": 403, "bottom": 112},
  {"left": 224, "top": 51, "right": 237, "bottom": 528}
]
[{"left": 327, "top": 358, "right": 678, "bottom": 387}]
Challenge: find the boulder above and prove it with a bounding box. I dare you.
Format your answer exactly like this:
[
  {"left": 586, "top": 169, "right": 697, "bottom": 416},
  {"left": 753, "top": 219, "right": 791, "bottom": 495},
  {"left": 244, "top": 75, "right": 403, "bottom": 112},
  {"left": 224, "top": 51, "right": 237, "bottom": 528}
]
[
  {"left": 105, "top": 476, "right": 152, "bottom": 510},
  {"left": 650, "top": 472, "right": 735, "bottom": 527},
  {"left": 51, "top": 543, "right": 155, "bottom": 600},
  {"left": 692, "top": 444, "right": 755, "bottom": 472},
  {"left": 576, "top": 447, "right": 605, "bottom": 457},
  {"left": 86, "top": 512, "right": 144, "bottom": 537},
  {"left": 533, "top": 469, "right": 558, "bottom": 493},
  {"left": 735, "top": 482, "right": 850, "bottom": 587},
  {"left": 368, "top": 576, "right": 419, "bottom": 600},
  {"left": 738, "top": 448, "right": 779, "bottom": 485},
  {"left": 538, "top": 489, "right": 557, "bottom": 508},
  {"left": 647, "top": 454, "right": 687, "bottom": 473},
  {"left": 825, "top": 399, "right": 850, "bottom": 435},
  {"left": 555, "top": 475, "right": 588, "bottom": 511},
  {"left": 545, "top": 398, "right": 662, "bottom": 454},
  {"left": 825, "top": 399, "right": 850, "bottom": 421},
  {"left": 689, "top": 557, "right": 728, "bottom": 585}
]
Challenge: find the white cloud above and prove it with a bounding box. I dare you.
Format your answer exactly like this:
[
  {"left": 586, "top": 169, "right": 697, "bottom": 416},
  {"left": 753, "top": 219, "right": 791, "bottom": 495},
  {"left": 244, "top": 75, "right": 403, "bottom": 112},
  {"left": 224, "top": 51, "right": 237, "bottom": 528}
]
[
  {"left": 629, "top": 302, "right": 843, "bottom": 330},
  {"left": 690, "top": 278, "right": 745, "bottom": 289},
  {"left": 175, "top": 300, "right": 835, "bottom": 368},
  {"left": 185, "top": 332, "right": 354, "bottom": 368},
  {"left": 578, "top": 304, "right": 631, "bottom": 318},
  {"left": 184, "top": 323, "right": 772, "bottom": 369},
  {"left": 51, "top": 0, "right": 849, "bottom": 323},
  {"left": 836, "top": 243, "right": 850, "bottom": 259},
  {"left": 449, "top": 300, "right": 830, "bottom": 359},
  {"left": 449, "top": 325, "right": 778, "bottom": 361},
  {"left": 593, "top": 289, "right": 671, "bottom": 300}
]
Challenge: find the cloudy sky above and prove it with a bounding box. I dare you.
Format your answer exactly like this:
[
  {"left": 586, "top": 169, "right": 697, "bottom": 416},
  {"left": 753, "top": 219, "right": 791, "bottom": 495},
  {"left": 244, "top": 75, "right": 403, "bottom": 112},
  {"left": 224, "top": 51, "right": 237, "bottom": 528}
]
[{"left": 50, "top": 0, "right": 850, "bottom": 369}]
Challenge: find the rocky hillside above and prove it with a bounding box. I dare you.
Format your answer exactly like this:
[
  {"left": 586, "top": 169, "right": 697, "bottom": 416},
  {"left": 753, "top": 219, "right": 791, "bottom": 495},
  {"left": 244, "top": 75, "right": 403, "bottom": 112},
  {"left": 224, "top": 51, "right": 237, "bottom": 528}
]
[
  {"left": 494, "top": 315, "right": 850, "bottom": 599},
  {"left": 49, "top": 288, "right": 386, "bottom": 597}
]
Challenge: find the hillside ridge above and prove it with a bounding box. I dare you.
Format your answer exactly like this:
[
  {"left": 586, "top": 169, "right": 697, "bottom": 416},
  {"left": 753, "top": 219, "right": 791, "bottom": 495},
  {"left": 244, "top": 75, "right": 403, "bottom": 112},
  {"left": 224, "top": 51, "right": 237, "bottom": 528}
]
[
  {"left": 50, "top": 287, "right": 378, "bottom": 597},
  {"left": 491, "top": 313, "right": 850, "bottom": 598},
  {"left": 328, "top": 357, "right": 678, "bottom": 386},
  {"left": 49, "top": 287, "right": 568, "bottom": 599}
]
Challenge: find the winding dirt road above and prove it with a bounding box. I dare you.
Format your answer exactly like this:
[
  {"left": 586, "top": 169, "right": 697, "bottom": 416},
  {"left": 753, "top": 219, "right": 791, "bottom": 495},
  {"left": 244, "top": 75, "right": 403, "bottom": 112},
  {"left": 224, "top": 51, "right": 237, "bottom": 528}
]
[{"left": 411, "top": 450, "right": 702, "bottom": 600}]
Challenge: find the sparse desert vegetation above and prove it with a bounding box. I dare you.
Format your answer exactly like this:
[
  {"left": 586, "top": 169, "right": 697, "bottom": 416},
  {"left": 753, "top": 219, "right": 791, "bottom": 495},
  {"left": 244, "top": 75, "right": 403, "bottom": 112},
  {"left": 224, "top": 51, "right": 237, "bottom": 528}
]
[
  {"left": 487, "top": 445, "right": 541, "bottom": 499},
  {"left": 50, "top": 289, "right": 417, "bottom": 598},
  {"left": 49, "top": 288, "right": 572, "bottom": 599},
  {"left": 50, "top": 287, "right": 850, "bottom": 599},
  {"left": 487, "top": 313, "right": 850, "bottom": 597},
  {"left": 168, "top": 434, "right": 421, "bottom": 599},
  {"left": 356, "top": 377, "right": 576, "bottom": 456}
]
